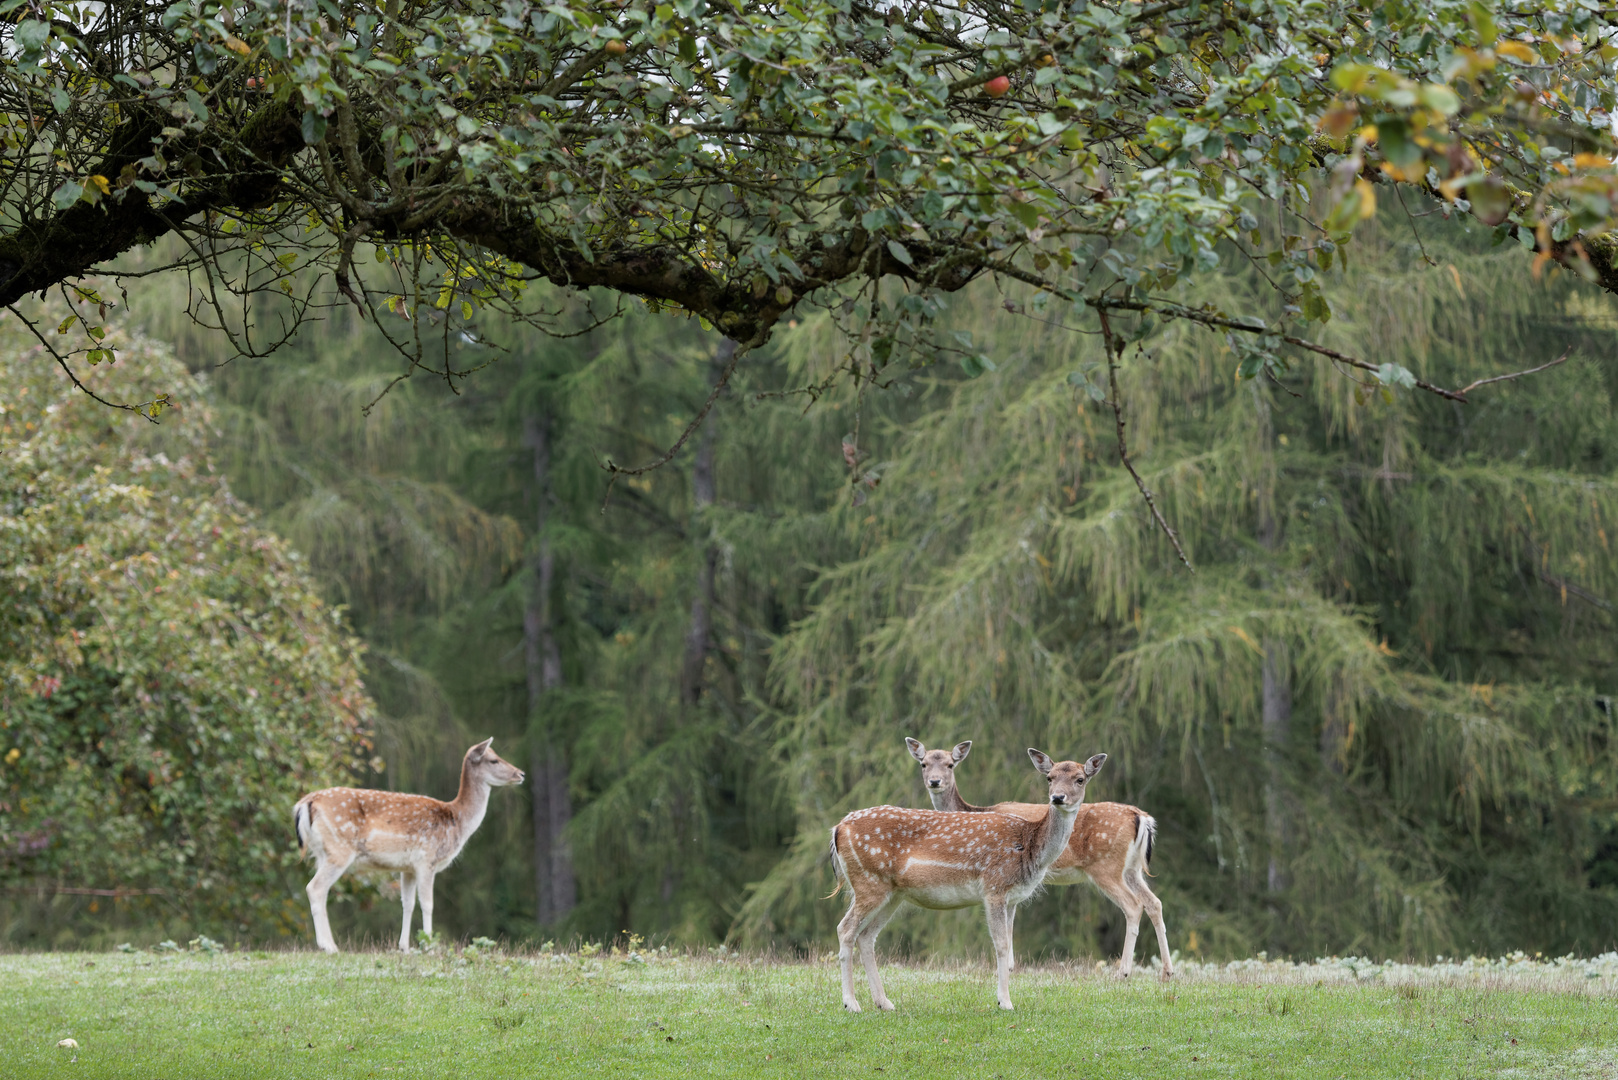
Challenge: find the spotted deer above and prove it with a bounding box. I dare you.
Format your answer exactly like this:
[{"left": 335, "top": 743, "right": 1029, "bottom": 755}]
[
  {"left": 294, "top": 738, "right": 525, "bottom": 953},
  {"left": 906, "top": 738, "right": 1171, "bottom": 979},
  {"left": 830, "top": 748, "right": 1106, "bottom": 1012}
]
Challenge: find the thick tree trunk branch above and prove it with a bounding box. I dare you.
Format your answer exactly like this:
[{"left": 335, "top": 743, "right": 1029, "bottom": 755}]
[{"left": 0, "top": 102, "right": 304, "bottom": 307}]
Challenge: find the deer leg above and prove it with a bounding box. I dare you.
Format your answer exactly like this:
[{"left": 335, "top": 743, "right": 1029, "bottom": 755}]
[
  {"left": 1130, "top": 874, "right": 1173, "bottom": 978},
  {"left": 1088, "top": 870, "right": 1145, "bottom": 978},
  {"left": 1116, "top": 889, "right": 1145, "bottom": 979},
  {"left": 398, "top": 872, "right": 418, "bottom": 952},
  {"left": 415, "top": 865, "right": 437, "bottom": 947},
  {"left": 304, "top": 853, "right": 353, "bottom": 955},
  {"left": 1005, "top": 902, "right": 1018, "bottom": 972},
  {"left": 837, "top": 888, "right": 889, "bottom": 1012},
  {"left": 985, "top": 898, "right": 1015, "bottom": 1010},
  {"left": 857, "top": 896, "right": 904, "bottom": 1012}
]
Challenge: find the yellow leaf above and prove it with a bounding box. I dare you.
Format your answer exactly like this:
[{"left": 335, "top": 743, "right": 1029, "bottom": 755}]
[
  {"left": 1495, "top": 40, "right": 1537, "bottom": 63},
  {"left": 1227, "top": 626, "right": 1264, "bottom": 656},
  {"left": 88, "top": 175, "right": 110, "bottom": 195},
  {"left": 225, "top": 35, "right": 251, "bottom": 56},
  {"left": 1354, "top": 178, "right": 1377, "bottom": 219},
  {"left": 1573, "top": 153, "right": 1611, "bottom": 169}
]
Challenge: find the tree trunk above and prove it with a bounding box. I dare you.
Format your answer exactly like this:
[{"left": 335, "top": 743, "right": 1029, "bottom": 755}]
[
  {"left": 1261, "top": 640, "right": 1292, "bottom": 894},
  {"left": 678, "top": 338, "right": 733, "bottom": 708},
  {"left": 663, "top": 339, "right": 733, "bottom": 909},
  {"left": 523, "top": 411, "right": 576, "bottom": 927},
  {"left": 1253, "top": 384, "right": 1292, "bottom": 896},
  {"left": 1319, "top": 682, "right": 1349, "bottom": 775}
]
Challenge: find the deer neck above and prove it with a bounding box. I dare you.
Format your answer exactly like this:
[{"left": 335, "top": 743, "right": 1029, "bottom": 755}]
[
  {"left": 448, "top": 763, "right": 493, "bottom": 838},
  {"left": 1026, "top": 801, "right": 1081, "bottom": 875},
  {"left": 930, "top": 784, "right": 982, "bottom": 813}
]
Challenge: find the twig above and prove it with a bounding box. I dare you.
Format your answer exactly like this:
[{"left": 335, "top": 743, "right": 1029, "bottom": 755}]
[
  {"left": 1097, "top": 309, "right": 1193, "bottom": 571},
  {"left": 1082, "top": 295, "right": 1566, "bottom": 404},
  {"left": 6, "top": 305, "right": 166, "bottom": 421},
  {"left": 599, "top": 338, "right": 741, "bottom": 512},
  {"left": 1456, "top": 347, "right": 1571, "bottom": 398}
]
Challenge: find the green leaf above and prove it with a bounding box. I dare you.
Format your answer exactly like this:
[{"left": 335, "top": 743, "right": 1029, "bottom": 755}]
[
  {"left": 51, "top": 182, "right": 83, "bottom": 211},
  {"left": 1377, "top": 362, "right": 1417, "bottom": 390},
  {"left": 1467, "top": 176, "right": 1512, "bottom": 227},
  {"left": 13, "top": 19, "right": 49, "bottom": 53},
  {"left": 885, "top": 240, "right": 913, "bottom": 266},
  {"left": 1008, "top": 201, "right": 1041, "bottom": 230}
]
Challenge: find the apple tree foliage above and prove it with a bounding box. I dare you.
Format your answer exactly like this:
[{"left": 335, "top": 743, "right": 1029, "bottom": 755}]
[
  {"left": 0, "top": 320, "right": 375, "bottom": 938},
  {"left": 1, "top": 0, "right": 1616, "bottom": 452}
]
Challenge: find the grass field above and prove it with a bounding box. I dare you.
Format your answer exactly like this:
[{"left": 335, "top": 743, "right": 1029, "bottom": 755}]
[{"left": 3, "top": 944, "right": 1616, "bottom": 1078}]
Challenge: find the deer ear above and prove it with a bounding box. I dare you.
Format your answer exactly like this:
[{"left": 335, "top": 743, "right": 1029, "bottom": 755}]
[
  {"left": 1083, "top": 753, "right": 1108, "bottom": 778},
  {"left": 471, "top": 738, "right": 494, "bottom": 760},
  {"left": 905, "top": 737, "right": 926, "bottom": 763},
  {"left": 952, "top": 741, "right": 972, "bottom": 764},
  {"left": 1027, "top": 748, "right": 1054, "bottom": 775}
]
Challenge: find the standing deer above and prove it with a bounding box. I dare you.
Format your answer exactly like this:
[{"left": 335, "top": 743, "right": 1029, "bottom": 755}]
[
  {"left": 830, "top": 748, "right": 1106, "bottom": 1012},
  {"left": 906, "top": 738, "right": 1172, "bottom": 979},
  {"left": 293, "top": 738, "right": 525, "bottom": 954}
]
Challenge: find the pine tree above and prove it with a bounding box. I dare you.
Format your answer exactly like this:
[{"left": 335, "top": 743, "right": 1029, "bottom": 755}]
[{"left": 740, "top": 211, "right": 1618, "bottom": 961}]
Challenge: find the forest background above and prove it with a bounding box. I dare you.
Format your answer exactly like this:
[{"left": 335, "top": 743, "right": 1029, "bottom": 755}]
[{"left": 3, "top": 203, "right": 1618, "bottom": 965}]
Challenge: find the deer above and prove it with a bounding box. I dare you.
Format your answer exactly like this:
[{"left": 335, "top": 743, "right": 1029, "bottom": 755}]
[
  {"left": 906, "top": 738, "right": 1172, "bottom": 979},
  {"left": 293, "top": 738, "right": 525, "bottom": 954},
  {"left": 829, "top": 748, "right": 1106, "bottom": 1012}
]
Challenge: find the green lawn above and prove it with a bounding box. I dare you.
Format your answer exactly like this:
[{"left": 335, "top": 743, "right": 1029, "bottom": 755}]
[{"left": 2, "top": 946, "right": 1615, "bottom": 1078}]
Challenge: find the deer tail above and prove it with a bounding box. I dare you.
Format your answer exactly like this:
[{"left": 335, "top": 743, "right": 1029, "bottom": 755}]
[
  {"left": 1125, "top": 811, "right": 1157, "bottom": 881},
  {"left": 293, "top": 797, "right": 313, "bottom": 858},
  {"left": 822, "top": 825, "right": 848, "bottom": 900}
]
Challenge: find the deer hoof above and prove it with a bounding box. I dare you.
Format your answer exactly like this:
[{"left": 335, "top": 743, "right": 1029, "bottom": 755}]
[
  {"left": 998, "top": 1000, "right": 1015, "bottom": 1011},
  {"left": 843, "top": 1000, "right": 862, "bottom": 1013},
  {"left": 875, "top": 999, "right": 896, "bottom": 1012}
]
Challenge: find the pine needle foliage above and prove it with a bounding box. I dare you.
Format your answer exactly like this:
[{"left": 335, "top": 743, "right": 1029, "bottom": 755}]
[{"left": 740, "top": 211, "right": 1618, "bottom": 962}]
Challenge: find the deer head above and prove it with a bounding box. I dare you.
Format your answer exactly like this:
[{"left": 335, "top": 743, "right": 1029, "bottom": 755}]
[
  {"left": 465, "top": 738, "right": 526, "bottom": 787},
  {"left": 1029, "top": 748, "right": 1106, "bottom": 808},
  {"left": 905, "top": 737, "right": 971, "bottom": 792}
]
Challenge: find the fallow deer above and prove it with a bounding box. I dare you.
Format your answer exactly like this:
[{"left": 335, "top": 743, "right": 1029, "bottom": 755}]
[
  {"left": 294, "top": 738, "right": 525, "bottom": 953},
  {"left": 906, "top": 737, "right": 1172, "bottom": 979},
  {"left": 830, "top": 748, "right": 1106, "bottom": 1012}
]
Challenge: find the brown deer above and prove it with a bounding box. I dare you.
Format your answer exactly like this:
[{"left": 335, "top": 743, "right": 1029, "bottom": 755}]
[
  {"left": 294, "top": 738, "right": 525, "bottom": 953},
  {"left": 906, "top": 738, "right": 1171, "bottom": 979},
  {"left": 830, "top": 748, "right": 1106, "bottom": 1012}
]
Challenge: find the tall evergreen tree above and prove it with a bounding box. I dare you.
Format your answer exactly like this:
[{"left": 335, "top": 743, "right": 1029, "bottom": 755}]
[{"left": 741, "top": 211, "right": 1618, "bottom": 962}]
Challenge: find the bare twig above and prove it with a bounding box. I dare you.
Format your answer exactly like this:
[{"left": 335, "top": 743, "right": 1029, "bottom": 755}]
[
  {"left": 1456, "top": 347, "right": 1571, "bottom": 398},
  {"left": 599, "top": 337, "right": 741, "bottom": 512},
  {"left": 1097, "top": 309, "right": 1193, "bottom": 571},
  {"left": 1083, "top": 295, "right": 1567, "bottom": 404}
]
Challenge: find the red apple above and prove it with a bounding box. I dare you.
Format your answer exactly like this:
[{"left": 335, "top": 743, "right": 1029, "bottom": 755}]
[{"left": 983, "top": 75, "right": 1011, "bottom": 97}]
